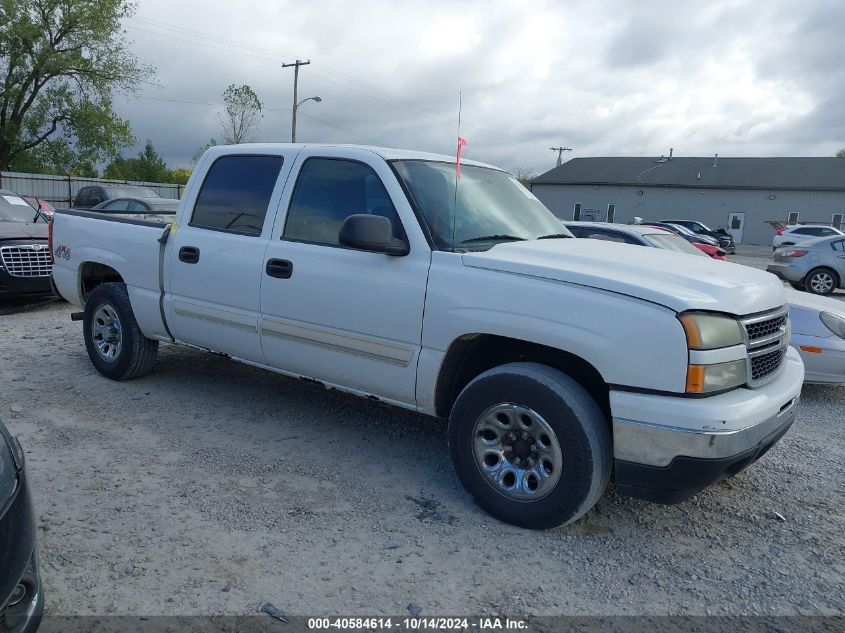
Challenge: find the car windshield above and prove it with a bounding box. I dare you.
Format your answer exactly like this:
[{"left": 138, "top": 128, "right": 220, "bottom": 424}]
[
  {"left": 644, "top": 232, "right": 708, "bottom": 256},
  {"left": 0, "top": 193, "right": 44, "bottom": 222},
  {"left": 108, "top": 186, "right": 160, "bottom": 198},
  {"left": 392, "top": 160, "right": 571, "bottom": 250}
]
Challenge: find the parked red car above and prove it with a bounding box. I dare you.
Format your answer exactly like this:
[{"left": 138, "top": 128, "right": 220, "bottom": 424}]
[{"left": 692, "top": 242, "right": 728, "bottom": 261}]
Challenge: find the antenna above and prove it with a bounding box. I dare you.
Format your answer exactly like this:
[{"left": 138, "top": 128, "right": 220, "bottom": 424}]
[{"left": 452, "top": 92, "right": 462, "bottom": 251}]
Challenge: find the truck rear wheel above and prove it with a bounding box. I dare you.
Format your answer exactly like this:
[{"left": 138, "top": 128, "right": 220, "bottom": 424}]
[
  {"left": 83, "top": 283, "right": 158, "bottom": 380},
  {"left": 448, "top": 362, "right": 611, "bottom": 529}
]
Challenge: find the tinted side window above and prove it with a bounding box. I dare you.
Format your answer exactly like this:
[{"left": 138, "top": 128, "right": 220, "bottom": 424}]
[
  {"left": 283, "top": 158, "right": 402, "bottom": 246},
  {"left": 105, "top": 200, "right": 130, "bottom": 211},
  {"left": 818, "top": 228, "right": 837, "bottom": 236},
  {"left": 190, "top": 155, "right": 283, "bottom": 236}
]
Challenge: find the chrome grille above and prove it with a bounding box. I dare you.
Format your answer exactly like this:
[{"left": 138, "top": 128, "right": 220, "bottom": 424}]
[
  {"left": 750, "top": 347, "right": 787, "bottom": 381},
  {"left": 745, "top": 313, "right": 788, "bottom": 344},
  {"left": 0, "top": 245, "right": 53, "bottom": 278},
  {"left": 741, "top": 307, "right": 789, "bottom": 387}
]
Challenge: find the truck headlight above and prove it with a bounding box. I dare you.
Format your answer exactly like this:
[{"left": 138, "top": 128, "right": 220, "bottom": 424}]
[
  {"left": 686, "top": 359, "right": 747, "bottom": 394},
  {"left": 679, "top": 312, "right": 744, "bottom": 350},
  {"left": 820, "top": 311, "right": 845, "bottom": 339}
]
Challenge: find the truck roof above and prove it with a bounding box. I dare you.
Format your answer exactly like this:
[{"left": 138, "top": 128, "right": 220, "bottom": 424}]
[{"left": 203, "top": 143, "right": 499, "bottom": 170}]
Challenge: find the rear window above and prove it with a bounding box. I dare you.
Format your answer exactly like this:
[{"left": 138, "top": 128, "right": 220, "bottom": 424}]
[
  {"left": 190, "top": 155, "right": 284, "bottom": 236},
  {"left": 0, "top": 193, "right": 43, "bottom": 222}
]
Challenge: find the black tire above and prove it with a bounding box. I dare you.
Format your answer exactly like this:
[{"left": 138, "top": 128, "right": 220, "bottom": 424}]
[
  {"left": 789, "top": 282, "right": 804, "bottom": 291},
  {"left": 448, "top": 362, "right": 611, "bottom": 529},
  {"left": 803, "top": 267, "right": 839, "bottom": 296},
  {"left": 83, "top": 282, "right": 158, "bottom": 380}
]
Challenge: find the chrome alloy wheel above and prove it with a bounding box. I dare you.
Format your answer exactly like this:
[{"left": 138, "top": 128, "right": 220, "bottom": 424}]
[
  {"left": 91, "top": 303, "right": 123, "bottom": 362},
  {"left": 471, "top": 403, "right": 563, "bottom": 501},
  {"left": 809, "top": 271, "right": 834, "bottom": 294}
]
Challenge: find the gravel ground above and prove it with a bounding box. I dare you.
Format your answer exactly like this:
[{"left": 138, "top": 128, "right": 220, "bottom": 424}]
[{"left": 1, "top": 254, "right": 843, "bottom": 618}]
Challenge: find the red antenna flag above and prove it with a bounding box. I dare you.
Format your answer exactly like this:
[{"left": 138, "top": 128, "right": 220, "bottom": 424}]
[{"left": 456, "top": 137, "right": 468, "bottom": 179}]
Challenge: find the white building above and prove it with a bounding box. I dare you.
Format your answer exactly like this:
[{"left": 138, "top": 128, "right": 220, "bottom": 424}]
[{"left": 531, "top": 156, "right": 845, "bottom": 245}]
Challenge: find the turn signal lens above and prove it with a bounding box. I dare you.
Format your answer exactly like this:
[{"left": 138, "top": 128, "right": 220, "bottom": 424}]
[
  {"left": 799, "top": 346, "right": 822, "bottom": 353},
  {"left": 686, "top": 359, "right": 747, "bottom": 393},
  {"left": 783, "top": 249, "right": 808, "bottom": 257}
]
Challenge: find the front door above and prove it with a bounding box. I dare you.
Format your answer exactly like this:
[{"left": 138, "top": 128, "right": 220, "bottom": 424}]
[
  {"left": 166, "top": 150, "right": 294, "bottom": 361},
  {"left": 727, "top": 212, "right": 746, "bottom": 244},
  {"left": 259, "top": 149, "right": 431, "bottom": 407}
]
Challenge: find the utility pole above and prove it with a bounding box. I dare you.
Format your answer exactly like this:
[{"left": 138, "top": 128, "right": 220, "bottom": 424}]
[
  {"left": 550, "top": 146, "right": 573, "bottom": 167},
  {"left": 283, "top": 59, "right": 311, "bottom": 142}
]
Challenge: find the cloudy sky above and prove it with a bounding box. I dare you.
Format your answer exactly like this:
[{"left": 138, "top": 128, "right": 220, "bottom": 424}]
[{"left": 114, "top": 0, "right": 845, "bottom": 173}]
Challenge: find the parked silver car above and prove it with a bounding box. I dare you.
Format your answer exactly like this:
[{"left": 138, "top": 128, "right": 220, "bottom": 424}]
[
  {"left": 767, "top": 236, "right": 845, "bottom": 295},
  {"left": 786, "top": 289, "right": 845, "bottom": 384}
]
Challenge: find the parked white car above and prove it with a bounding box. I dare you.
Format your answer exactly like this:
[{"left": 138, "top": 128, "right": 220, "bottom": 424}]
[
  {"left": 787, "top": 289, "right": 845, "bottom": 384},
  {"left": 50, "top": 143, "right": 804, "bottom": 529},
  {"left": 772, "top": 224, "right": 844, "bottom": 250}
]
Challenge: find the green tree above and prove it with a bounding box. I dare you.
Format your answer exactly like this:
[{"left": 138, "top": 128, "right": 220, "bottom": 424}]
[
  {"left": 219, "top": 84, "right": 262, "bottom": 144},
  {"left": 169, "top": 167, "right": 191, "bottom": 185},
  {"left": 836, "top": 149, "right": 845, "bottom": 158},
  {"left": 103, "top": 140, "right": 170, "bottom": 183},
  {"left": 0, "top": 0, "right": 152, "bottom": 171}
]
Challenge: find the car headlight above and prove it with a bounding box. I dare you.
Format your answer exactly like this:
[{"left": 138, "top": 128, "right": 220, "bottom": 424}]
[
  {"left": 820, "top": 311, "right": 845, "bottom": 339},
  {"left": 679, "top": 312, "right": 744, "bottom": 349},
  {"left": 685, "top": 359, "right": 747, "bottom": 394}
]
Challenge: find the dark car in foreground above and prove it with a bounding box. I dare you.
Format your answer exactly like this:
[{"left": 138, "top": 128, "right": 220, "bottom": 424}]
[
  {"left": 662, "top": 219, "right": 736, "bottom": 253},
  {"left": 0, "top": 191, "right": 53, "bottom": 299},
  {"left": 767, "top": 236, "right": 845, "bottom": 295},
  {"left": 72, "top": 184, "right": 161, "bottom": 209},
  {"left": 0, "top": 419, "right": 43, "bottom": 633}
]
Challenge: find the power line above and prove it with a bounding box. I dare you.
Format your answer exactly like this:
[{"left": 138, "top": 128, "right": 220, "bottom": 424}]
[{"left": 127, "top": 16, "right": 526, "bottom": 145}]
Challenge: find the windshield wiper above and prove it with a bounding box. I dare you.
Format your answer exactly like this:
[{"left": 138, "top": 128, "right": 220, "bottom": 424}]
[
  {"left": 461, "top": 234, "right": 526, "bottom": 244},
  {"left": 537, "top": 233, "right": 573, "bottom": 240}
]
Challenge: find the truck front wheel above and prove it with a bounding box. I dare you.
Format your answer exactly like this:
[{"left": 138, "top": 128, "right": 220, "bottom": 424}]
[
  {"left": 448, "top": 362, "right": 611, "bottom": 529},
  {"left": 83, "top": 283, "right": 159, "bottom": 380}
]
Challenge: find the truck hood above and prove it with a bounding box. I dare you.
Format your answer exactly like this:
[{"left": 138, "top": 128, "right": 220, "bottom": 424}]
[
  {"left": 462, "top": 239, "right": 785, "bottom": 315},
  {"left": 0, "top": 221, "right": 48, "bottom": 240}
]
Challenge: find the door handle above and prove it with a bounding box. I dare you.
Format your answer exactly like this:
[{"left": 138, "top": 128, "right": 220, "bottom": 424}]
[
  {"left": 179, "top": 246, "right": 200, "bottom": 264},
  {"left": 266, "top": 258, "right": 293, "bottom": 279}
]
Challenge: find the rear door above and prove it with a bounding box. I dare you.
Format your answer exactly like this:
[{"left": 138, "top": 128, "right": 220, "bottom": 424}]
[
  {"left": 166, "top": 149, "right": 297, "bottom": 361},
  {"left": 259, "top": 148, "right": 431, "bottom": 406}
]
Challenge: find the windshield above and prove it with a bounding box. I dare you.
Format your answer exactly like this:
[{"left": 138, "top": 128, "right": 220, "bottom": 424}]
[
  {"left": 1, "top": 193, "right": 44, "bottom": 222},
  {"left": 392, "top": 161, "right": 571, "bottom": 250},
  {"left": 644, "top": 232, "right": 708, "bottom": 256}
]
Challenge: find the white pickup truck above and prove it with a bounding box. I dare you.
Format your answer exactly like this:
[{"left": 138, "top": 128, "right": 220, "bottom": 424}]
[{"left": 50, "top": 144, "right": 804, "bottom": 529}]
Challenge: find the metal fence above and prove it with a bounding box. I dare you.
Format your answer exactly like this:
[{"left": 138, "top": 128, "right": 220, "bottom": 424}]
[{"left": 0, "top": 171, "right": 183, "bottom": 207}]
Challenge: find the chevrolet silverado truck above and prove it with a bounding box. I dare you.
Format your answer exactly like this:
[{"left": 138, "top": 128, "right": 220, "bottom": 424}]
[{"left": 50, "top": 144, "right": 804, "bottom": 529}]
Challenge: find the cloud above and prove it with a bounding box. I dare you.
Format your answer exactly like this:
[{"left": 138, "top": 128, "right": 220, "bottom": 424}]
[{"left": 113, "top": 0, "right": 845, "bottom": 173}]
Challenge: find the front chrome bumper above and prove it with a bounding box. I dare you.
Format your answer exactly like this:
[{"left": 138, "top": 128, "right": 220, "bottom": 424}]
[{"left": 610, "top": 346, "right": 804, "bottom": 504}]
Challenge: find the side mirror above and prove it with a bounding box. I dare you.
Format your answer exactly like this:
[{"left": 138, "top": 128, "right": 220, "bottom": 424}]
[{"left": 339, "top": 214, "right": 409, "bottom": 256}]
